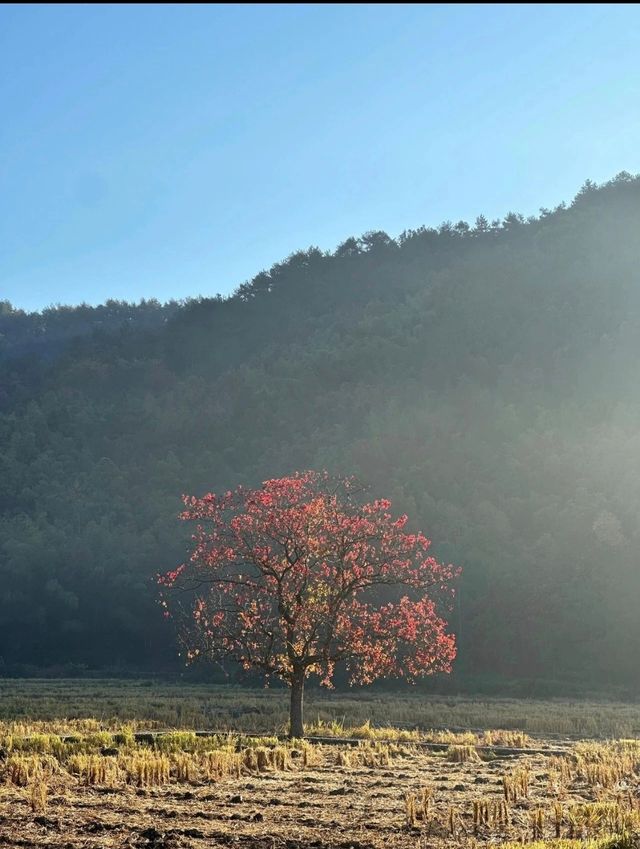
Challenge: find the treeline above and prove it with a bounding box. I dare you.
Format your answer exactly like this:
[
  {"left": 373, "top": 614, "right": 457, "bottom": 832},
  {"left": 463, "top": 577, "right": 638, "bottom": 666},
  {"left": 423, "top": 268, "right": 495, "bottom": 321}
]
[
  {"left": 2, "top": 172, "right": 640, "bottom": 692},
  {"left": 0, "top": 299, "right": 179, "bottom": 361}
]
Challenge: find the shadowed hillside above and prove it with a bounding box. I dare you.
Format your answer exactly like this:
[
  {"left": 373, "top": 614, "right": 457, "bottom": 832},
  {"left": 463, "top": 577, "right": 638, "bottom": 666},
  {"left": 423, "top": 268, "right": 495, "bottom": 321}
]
[{"left": 2, "top": 172, "right": 639, "bottom": 690}]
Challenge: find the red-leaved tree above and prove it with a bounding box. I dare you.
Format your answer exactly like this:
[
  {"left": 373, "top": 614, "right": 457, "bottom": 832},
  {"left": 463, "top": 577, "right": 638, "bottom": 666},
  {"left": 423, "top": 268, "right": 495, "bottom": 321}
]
[{"left": 159, "top": 471, "right": 459, "bottom": 737}]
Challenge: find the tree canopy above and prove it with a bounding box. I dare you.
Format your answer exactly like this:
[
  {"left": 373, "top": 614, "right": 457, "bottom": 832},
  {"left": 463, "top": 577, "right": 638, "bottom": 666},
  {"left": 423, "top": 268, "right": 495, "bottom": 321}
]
[{"left": 160, "top": 471, "right": 458, "bottom": 735}]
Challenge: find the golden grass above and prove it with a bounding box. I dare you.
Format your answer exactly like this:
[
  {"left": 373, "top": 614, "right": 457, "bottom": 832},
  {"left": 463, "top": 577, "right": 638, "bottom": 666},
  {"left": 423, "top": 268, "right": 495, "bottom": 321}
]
[
  {"left": 1, "top": 711, "right": 639, "bottom": 849},
  {"left": 304, "top": 718, "right": 537, "bottom": 748},
  {"left": 1, "top": 730, "right": 328, "bottom": 791},
  {"left": 499, "top": 838, "right": 638, "bottom": 849},
  {"left": 447, "top": 744, "right": 481, "bottom": 762},
  {"left": 334, "top": 741, "right": 398, "bottom": 768},
  {"left": 502, "top": 766, "right": 530, "bottom": 802}
]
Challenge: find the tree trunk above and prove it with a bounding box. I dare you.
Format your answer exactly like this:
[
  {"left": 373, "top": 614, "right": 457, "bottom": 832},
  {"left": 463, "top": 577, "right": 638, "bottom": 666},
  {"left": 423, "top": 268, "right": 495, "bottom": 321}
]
[{"left": 289, "top": 668, "right": 305, "bottom": 738}]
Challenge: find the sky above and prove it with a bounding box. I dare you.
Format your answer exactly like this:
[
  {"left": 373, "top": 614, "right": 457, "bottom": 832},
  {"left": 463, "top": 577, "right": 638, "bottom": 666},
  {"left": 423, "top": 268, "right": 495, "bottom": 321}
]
[{"left": 2, "top": 4, "right": 640, "bottom": 312}]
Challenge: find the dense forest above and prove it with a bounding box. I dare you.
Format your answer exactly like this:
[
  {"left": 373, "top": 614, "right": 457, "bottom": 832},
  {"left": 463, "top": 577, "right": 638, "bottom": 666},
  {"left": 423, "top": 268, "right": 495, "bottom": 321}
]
[
  {"left": 2, "top": 172, "right": 640, "bottom": 694},
  {"left": 0, "top": 299, "right": 179, "bottom": 361}
]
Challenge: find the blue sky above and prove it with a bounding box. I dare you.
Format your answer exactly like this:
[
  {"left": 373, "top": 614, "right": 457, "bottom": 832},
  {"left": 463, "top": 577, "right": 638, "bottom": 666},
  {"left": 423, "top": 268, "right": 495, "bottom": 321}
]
[{"left": 2, "top": 4, "right": 640, "bottom": 312}]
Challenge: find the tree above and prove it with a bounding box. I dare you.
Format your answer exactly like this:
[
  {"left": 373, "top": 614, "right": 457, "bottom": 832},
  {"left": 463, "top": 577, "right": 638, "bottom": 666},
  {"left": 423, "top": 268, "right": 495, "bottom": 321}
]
[{"left": 159, "top": 471, "right": 459, "bottom": 737}]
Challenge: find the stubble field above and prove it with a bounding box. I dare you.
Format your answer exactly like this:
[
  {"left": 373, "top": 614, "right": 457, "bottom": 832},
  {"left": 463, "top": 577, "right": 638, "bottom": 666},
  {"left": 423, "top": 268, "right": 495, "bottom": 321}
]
[{"left": 0, "top": 680, "right": 639, "bottom": 849}]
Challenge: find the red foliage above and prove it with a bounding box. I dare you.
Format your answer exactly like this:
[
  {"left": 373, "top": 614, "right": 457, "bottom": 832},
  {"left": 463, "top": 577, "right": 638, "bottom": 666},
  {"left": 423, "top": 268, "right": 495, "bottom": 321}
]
[{"left": 159, "top": 471, "right": 459, "bottom": 689}]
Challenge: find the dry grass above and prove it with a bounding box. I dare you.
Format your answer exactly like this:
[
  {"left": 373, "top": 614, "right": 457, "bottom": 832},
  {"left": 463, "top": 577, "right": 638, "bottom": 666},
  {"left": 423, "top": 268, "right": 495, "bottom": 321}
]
[
  {"left": 500, "top": 839, "right": 638, "bottom": 849},
  {"left": 0, "top": 725, "right": 637, "bottom": 849},
  {"left": 446, "top": 743, "right": 481, "bottom": 762},
  {"left": 2, "top": 678, "right": 640, "bottom": 738},
  {"left": 0, "top": 688, "right": 639, "bottom": 849},
  {"left": 306, "top": 719, "right": 538, "bottom": 747}
]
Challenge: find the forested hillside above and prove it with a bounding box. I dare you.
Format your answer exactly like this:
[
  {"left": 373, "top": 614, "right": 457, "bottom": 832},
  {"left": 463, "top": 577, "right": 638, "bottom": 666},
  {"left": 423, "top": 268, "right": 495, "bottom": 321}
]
[
  {"left": 0, "top": 299, "right": 178, "bottom": 361},
  {"left": 2, "top": 173, "right": 640, "bottom": 691}
]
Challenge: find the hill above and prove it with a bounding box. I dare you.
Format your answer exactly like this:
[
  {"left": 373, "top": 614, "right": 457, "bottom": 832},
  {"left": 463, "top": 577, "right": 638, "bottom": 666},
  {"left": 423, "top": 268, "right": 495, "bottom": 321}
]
[{"left": 2, "top": 172, "right": 639, "bottom": 691}]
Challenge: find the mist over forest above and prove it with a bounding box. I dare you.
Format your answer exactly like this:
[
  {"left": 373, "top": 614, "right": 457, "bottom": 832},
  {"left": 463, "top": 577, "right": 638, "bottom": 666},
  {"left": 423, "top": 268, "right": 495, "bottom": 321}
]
[{"left": 2, "top": 172, "right": 639, "bottom": 693}]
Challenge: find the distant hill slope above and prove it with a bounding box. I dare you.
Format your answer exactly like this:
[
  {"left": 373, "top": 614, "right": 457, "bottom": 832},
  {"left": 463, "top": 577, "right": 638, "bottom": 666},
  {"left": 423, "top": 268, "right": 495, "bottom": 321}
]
[{"left": 1, "top": 172, "right": 639, "bottom": 690}]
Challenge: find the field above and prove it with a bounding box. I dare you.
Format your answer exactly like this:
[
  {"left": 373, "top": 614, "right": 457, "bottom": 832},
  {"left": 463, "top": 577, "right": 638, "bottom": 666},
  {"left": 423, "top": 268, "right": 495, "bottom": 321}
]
[{"left": 0, "top": 681, "right": 639, "bottom": 849}]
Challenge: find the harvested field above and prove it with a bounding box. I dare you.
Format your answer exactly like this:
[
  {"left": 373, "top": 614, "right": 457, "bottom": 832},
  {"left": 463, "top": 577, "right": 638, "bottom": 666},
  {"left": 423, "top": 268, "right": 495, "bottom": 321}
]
[{"left": 1, "top": 725, "right": 639, "bottom": 849}]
